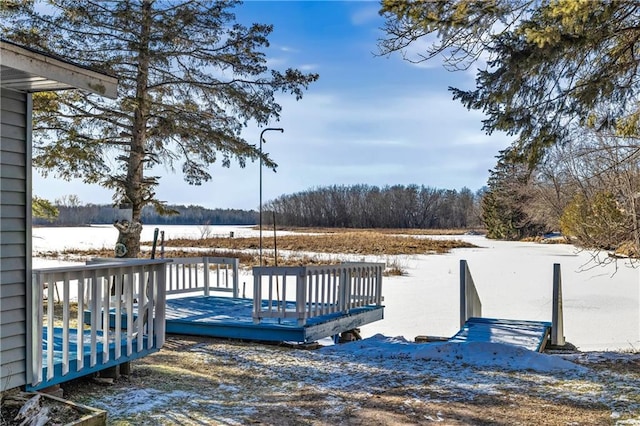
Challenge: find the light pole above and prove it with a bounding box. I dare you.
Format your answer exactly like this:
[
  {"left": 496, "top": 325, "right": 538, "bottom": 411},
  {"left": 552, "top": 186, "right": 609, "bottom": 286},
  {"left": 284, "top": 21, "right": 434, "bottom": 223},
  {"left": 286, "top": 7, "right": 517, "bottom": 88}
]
[{"left": 259, "top": 127, "right": 283, "bottom": 266}]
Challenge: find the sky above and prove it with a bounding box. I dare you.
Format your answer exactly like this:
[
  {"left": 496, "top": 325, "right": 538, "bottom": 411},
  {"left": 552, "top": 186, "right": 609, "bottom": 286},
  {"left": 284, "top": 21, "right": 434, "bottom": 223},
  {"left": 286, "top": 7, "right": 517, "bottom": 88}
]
[{"left": 32, "top": 1, "right": 513, "bottom": 210}]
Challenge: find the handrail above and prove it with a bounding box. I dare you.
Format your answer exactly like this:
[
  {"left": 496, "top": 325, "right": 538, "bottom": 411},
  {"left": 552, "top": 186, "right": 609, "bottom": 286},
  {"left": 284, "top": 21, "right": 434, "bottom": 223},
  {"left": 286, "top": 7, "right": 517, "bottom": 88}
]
[
  {"left": 552, "top": 263, "right": 565, "bottom": 346},
  {"left": 28, "top": 260, "right": 168, "bottom": 389},
  {"left": 252, "top": 262, "right": 384, "bottom": 325},
  {"left": 166, "top": 257, "right": 239, "bottom": 298},
  {"left": 459, "top": 259, "right": 482, "bottom": 327},
  {"left": 459, "top": 259, "right": 566, "bottom": 346},
  {"left": 89, "top": 256, "right": 240, "bottom": 298}
]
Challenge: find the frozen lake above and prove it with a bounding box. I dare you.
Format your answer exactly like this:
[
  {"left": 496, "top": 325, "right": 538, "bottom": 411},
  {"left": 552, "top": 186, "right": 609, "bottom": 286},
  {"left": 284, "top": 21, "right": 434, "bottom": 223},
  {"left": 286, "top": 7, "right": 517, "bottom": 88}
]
[{"left": 33, "top": 225, "right": 639, "bottom": 352}]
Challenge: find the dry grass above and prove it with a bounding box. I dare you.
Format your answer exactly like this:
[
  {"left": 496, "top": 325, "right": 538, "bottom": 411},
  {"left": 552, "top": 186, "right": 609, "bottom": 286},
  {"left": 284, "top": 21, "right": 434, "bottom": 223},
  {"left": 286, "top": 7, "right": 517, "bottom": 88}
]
[
  {"left": 157, "top": 231, "right": 476, "bottom": 256},
  {"left": 39, "top": 230, "right": 476, "bottom": 274},
  {"left": 42, "top": 302, "right": 81, "bottom": 329},
  {"left": 257, "top": 227, "right": 479, "bottom": 236}
]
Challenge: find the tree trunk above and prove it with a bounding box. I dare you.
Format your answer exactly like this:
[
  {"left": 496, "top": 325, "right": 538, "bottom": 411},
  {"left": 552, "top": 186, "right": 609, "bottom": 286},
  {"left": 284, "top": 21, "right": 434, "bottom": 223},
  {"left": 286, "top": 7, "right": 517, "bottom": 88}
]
[{"left": 115, "top": 0, "right": 152, "bottom": 258}]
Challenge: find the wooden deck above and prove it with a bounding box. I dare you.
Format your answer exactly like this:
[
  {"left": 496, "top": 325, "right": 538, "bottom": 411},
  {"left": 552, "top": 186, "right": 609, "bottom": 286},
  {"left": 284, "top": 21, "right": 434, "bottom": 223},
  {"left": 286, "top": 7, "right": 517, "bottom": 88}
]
[
  {"left": 165, "top": 295, "right": 384, "bottom": 343},
  {"left": 31, "top": 328, "right": 156, "bottom": 390},
  {"left": 449, "top": 317, "right": 552, "bottom": 352},
  {"left": 29, "top": 259, "right": 386, "bottom": 390}
]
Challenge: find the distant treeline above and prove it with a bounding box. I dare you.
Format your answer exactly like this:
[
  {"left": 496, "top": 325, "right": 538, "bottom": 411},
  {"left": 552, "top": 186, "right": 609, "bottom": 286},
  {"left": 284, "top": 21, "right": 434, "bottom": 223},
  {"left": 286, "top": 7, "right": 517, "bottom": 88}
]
[
  {"left": 33, "top": 203, "right": 258, "bottom": 226},
  {"left": 264, "top": 184, "right": 484, "bottom": 229},
  {"left": 35, "top": 185, "right": 483, "bottom": 229}
]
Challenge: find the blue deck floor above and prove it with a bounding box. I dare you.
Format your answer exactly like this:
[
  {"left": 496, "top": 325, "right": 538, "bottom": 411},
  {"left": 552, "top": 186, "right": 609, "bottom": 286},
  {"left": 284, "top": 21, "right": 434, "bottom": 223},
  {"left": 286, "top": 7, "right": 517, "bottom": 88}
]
[
  {"left": 449, "top": 317, "right": 552, "bottom": 352},
  {"left": 31, "top": 328, "right": 155, "bottom": 391},
  {"left": 165, "top": 295, "right": 384, "bottom": 343}
]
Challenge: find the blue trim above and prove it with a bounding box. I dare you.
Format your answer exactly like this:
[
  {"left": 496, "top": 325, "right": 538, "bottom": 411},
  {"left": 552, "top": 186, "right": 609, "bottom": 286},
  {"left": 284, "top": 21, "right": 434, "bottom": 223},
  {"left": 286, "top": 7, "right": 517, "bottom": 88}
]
[{"left": 164, "top": 296, "right": 384, "bottom": 343}]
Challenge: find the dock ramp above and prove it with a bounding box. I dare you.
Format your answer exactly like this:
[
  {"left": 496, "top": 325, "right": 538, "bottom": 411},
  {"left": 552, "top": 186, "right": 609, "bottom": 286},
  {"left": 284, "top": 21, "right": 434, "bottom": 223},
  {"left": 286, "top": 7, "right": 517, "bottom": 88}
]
[
  {"left": 454, "top": 260, "right": 564, "bottom": 352},
  {"left": 450, "top": 317, "right": 552, "bottom": 352}
]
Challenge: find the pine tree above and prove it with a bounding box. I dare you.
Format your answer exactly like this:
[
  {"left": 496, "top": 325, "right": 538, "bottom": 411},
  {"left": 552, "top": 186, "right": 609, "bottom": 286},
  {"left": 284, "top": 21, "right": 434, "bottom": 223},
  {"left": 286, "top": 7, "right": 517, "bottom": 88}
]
[
  {"left": 2, "top": 0, "right": 318, "bottom": 256},
  {"left": 380, "top": 1, "right": 640, "bottom": 248},
  {"left": 482, "top": 155, "right": 546, "bottom": 240}
]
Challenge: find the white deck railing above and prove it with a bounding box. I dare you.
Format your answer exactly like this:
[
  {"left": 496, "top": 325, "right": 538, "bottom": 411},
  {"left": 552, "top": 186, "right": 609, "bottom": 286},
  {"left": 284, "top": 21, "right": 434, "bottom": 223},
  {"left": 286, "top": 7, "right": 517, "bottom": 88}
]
[
  {"left": 252, "top": 262, "right": 384, "bottom": 325},
  {"left": 28, "top": 259, "right": 168, "bottom": 389},
  {"left": 165, "top": 257, "right": 239, "bottom": 297},
  {"left": 90, "top": 256, "right": 240, "bottom": 298}
]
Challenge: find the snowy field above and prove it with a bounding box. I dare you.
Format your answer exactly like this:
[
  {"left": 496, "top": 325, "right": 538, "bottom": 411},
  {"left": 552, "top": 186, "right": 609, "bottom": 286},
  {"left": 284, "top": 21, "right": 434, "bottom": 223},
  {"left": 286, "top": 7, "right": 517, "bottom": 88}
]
[
  {"left": 31, "top": 225, "right": 640, "bottom": 424},
  {"left": 33, "top": 224, "right": 639, "bottom": 351}
]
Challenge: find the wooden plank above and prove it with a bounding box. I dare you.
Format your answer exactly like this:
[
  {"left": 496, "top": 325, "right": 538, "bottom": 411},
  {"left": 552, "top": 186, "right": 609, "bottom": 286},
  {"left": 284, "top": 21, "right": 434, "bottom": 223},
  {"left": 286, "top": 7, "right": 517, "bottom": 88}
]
[
  {"left": 304, "top": 307, "right": 384, "bottom": 343},
  {"left": 450, "top": 317, "right": 551, "bottom": 352}
]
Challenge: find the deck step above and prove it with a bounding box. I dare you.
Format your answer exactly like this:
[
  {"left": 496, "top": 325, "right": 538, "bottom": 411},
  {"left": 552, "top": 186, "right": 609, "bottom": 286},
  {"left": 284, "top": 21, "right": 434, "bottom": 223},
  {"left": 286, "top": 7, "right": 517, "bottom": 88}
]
[{"left": 449, "top": 317, "right": 552, "bottom": 352}]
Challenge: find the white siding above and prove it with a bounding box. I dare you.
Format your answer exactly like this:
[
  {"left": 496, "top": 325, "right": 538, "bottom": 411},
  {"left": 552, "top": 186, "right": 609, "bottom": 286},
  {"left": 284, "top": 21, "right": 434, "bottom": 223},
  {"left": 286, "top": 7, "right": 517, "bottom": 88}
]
[{"left": 0, "top": 87, "right": 27, "bottom": 390}]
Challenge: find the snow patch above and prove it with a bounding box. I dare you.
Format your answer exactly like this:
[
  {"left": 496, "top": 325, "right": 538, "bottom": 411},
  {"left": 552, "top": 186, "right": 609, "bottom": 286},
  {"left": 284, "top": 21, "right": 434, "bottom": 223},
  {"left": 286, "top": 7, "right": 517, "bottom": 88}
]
[{"left": 322, "top": 334, "right": 587, "bottom": 373}]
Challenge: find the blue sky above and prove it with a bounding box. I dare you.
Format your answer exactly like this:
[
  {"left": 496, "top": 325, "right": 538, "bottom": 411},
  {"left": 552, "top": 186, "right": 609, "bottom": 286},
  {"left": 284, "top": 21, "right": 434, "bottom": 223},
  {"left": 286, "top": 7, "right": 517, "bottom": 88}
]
[{"left": 33, "top": 1, "right": 512, "bottom": 210}]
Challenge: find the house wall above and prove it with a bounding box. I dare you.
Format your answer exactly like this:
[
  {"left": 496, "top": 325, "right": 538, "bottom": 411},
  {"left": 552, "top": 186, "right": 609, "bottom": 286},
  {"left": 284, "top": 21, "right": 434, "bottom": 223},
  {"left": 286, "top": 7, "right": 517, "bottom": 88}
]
[{"left": 0, "top": 87, "right": 29, "bottom": 390}]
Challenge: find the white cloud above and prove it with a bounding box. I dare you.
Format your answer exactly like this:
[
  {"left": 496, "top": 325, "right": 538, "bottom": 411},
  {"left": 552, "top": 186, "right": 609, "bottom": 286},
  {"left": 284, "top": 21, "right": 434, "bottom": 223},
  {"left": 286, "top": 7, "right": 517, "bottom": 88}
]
[
  {"left": 278, "top": 45, "right": 299, "bottom": 53},
  {"left": 350, "top": 5, "right": 381, "bottom": 26},
  {"left": 298, "top": 63, "right": 318, "bottom": 71}
]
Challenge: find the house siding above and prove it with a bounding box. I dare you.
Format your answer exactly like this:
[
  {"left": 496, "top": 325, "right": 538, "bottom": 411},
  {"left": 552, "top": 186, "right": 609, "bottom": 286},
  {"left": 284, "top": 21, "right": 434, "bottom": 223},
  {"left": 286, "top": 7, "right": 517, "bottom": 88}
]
[{"left": 0, "top": 87, "right": 28, "bottom": 390}]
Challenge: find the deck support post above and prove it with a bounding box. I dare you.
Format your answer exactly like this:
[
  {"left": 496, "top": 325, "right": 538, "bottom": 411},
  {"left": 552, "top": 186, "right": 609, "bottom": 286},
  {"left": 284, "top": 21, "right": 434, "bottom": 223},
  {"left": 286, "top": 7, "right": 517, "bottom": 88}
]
[{"left": 551, "top": 263, "right": 565, "bottom": 346}]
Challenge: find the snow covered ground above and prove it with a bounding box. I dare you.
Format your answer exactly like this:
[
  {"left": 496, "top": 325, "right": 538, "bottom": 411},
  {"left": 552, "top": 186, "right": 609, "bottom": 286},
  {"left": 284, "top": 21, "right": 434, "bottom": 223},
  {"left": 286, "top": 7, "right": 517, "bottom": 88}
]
[
  {"left": 33, "top": 225, "right": 639, "bottom": 352},
  {"left": 32, "top": 225, "right": 640, "bottom": 424}
]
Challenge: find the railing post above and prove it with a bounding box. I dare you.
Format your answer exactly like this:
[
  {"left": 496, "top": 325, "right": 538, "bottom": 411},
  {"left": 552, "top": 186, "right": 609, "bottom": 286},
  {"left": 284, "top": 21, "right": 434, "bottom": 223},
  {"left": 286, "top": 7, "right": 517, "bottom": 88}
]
[
  {"left": 27, "top": 271, "right": 42, "bottom": 387},
  {"left": 253, "top": 268, "right": 262, "bottom": 323},
  {"left": 552, "top": 263, "right": 565, "bottom": 346},
  {"left": 203, "top": 257, "right": 210, "bottom": 296},
  {"left": 232, "top": 258, "right": 239, "bottom": 298},
  {"left": 460, "top": 260, "right": 467, "bottom": 328},
  {"left": 296, "top": 269, "right": 307, "bottom": 325},
  {"left": 156, "top": 262, "right": 167, "bottom": 348},
  {"left": 340, "top": 267, "right": 351, "bottom": 314},
  {"left": 374, "top": 264, "right": 379, "bottom": 305}
]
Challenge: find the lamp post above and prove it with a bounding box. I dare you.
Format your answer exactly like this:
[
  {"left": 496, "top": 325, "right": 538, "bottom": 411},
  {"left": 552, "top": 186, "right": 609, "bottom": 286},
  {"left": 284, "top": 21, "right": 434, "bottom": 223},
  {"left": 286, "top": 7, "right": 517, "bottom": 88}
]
[{"left": 259, "top": 127, "right": 284, "bottom": 266}]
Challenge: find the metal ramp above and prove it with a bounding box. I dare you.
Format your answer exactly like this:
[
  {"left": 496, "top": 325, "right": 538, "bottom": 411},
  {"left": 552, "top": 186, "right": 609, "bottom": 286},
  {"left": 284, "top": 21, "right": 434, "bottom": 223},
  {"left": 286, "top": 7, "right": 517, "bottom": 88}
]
[
  {"left": 450, "top": 317, "right": 552, "bottom": 352},
  {"left": 455, "top": 260, "right": 564, "bottom": 352}
]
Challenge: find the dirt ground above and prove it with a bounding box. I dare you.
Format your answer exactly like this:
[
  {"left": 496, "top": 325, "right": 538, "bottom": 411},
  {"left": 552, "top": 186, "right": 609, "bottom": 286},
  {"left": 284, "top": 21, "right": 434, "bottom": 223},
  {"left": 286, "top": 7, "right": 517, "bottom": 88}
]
[{"left": 48, "top": 335, "right": 640, "bottom": 426}]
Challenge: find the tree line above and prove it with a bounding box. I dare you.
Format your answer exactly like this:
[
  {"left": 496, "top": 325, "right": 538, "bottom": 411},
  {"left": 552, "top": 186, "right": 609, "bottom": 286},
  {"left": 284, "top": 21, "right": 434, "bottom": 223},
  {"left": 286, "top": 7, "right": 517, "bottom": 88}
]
[
  {"left": 33, "top": 196, "right": 258, "bottom": 226},
  {"left": 264, "top": 184, "right": 483, "bottom": 229}
]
